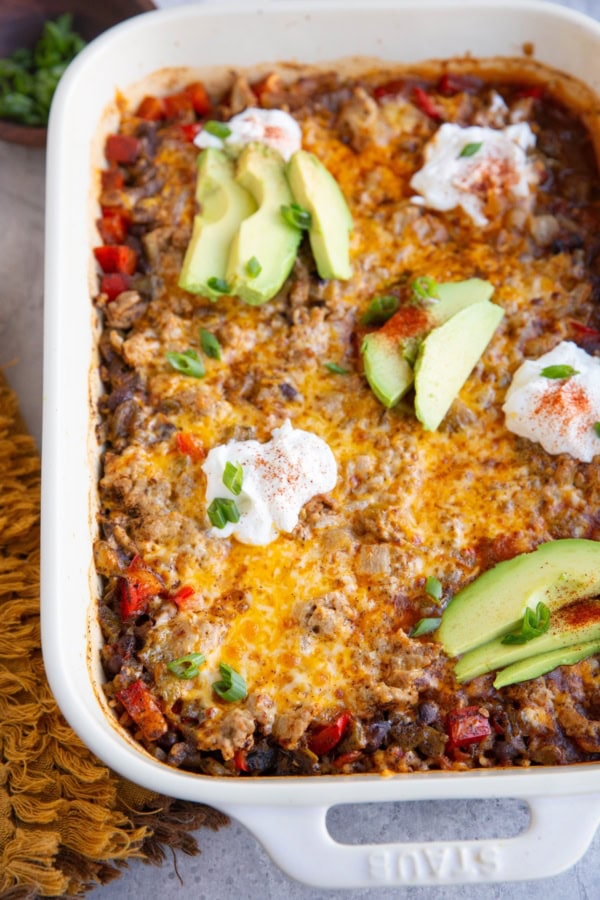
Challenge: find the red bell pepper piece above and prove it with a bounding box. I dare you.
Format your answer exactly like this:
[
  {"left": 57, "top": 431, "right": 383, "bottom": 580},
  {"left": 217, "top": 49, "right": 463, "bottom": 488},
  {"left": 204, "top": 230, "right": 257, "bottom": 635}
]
[
  {"left": 373, "top": 78, "right": 406, "bottom": 101},
  {"left": 233, "top": 749, "right": 251, "bottom": 772},
  {"left": 175, "top": 431, "right": 206, "bottom": 461},
  {"left": 94, "top": 245, "right": 138, "bottom": 276},
  {"left": 446, "top": 706, "right": 492, "bottom": 750},
  {"left": 569, "top": 320, "right": 600, "bottom": 338},
  {"left": 101, "top": 167, "right": 125, "bottom": 191},
  {"left": 116, "top": 679, "right": 168, "bottom": 741},
  {"left": 136, "top": 95, "right": 166, "bottom": 121},
  {"left": 179, "top": 122, "right": 203, "bottom": 143},
  {"left": 333, "top": 750, "right": 362, "bottom": 769},
  {"left": 163, "top": 91, "right": 194, "bottom": 120},
  {"left": 514, "top": 85, "right": 544, "bottom": 100},
  {"left": 184, "top": 81, "right": 211, "bottom": 117},
  {"left": 412, "top": 87, "right": 442, "bottom": 120},
  {"left": 308, "top": 713, "right": 351, "bottom": 756},
  {"left": 171, "top": 585, "right": 195, "bottom": 608},
  {"left": 97, "top": 211, "right": 129, "bottom": 245},
  {"left": 100, "top": 272, "right": 131, "bottom": 302},
  {"left": 119, "top": 557, "right": 164, "bottom": 619},
  {"left": 105, "top": 134, "right": 141, "bottom": 164}
]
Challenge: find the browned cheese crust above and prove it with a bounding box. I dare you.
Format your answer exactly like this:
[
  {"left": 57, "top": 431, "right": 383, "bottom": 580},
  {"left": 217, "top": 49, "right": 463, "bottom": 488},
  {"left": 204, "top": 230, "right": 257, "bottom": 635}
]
[{"left": 94, "top": 61, "right": 600, "bottom": 776}]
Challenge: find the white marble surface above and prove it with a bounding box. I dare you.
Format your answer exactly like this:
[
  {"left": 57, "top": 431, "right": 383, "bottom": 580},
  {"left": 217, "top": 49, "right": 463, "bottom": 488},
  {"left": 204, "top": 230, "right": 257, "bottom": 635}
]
[{"left": 1, "top": 1, "right": 599, "bottom": 897}]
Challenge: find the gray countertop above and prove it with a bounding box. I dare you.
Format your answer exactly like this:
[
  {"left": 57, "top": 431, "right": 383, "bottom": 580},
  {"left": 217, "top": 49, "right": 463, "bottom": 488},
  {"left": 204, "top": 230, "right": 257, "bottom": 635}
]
[{"left": 1, "top": 1, "right": 598, "bottom": 897}]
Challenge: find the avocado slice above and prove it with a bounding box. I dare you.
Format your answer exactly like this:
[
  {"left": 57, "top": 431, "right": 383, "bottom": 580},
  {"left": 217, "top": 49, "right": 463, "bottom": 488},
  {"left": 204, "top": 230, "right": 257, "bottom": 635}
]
[
  {"left": 455, "top": 598, "right": 600, "bottom": 683},
  {"left": 286, "top": 150, "right": 353, "bottom": 280},
  {"left": 179, "top": 148, "right": 256, "bottom": 301},
  {"left": 226, "top": 143, "right": 302, "bottom": 305},
  {"left": 361, "top": 278, "right": 495, "bottom": 409},
  {"left": 493, "top": 639, "right": 600, "bottom": 689},
  {"left": 438, "top": 539, "right": 600, "bottom": 657},
  {"left": 413, "top": 299, "right": 504, "bottom": 431}
]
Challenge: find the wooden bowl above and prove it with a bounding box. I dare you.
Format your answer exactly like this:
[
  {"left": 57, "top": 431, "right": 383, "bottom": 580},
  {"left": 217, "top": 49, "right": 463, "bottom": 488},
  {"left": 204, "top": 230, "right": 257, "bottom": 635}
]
[{"left": 0, "top": 0, "right": 156, "bottom": 147}]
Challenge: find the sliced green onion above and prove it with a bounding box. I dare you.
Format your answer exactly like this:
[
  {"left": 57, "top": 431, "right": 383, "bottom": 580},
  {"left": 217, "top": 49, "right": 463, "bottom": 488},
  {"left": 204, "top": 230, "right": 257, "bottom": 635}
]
[
  {"left": 425, "top": 575, "right": 443, "bottom": 601},
  {"left": 167, "top": 652, "right": 206, "bottom": 679},
  {"left": 207, "top": 497, "right": 240, "bottom": 529},
  {"left": 281, "top": 203, "right": 312, "bottom": 230},
  {"left": 206, "top": 277, "right": 230, "bottom": 294},
  {"left": 213, "top": 662, "right": 247, "bottom": 702},
  {"left": 410, "top": 617, "right": 441, "bottom": 638},
  {"left": 223, "top": 461, "right": 243, "bottom": 496},
  {"left": 459, "top": 141, "right": 483, "bottom": 158},
  {"left": 594, "top": 422, "right": 600, "bottom": 437},
  {"left": 166, "top": 349, "right": 205, "bottom": 378},
  {"left": 203, "top": 120, "right": 231, "bottom": 139},
  {"left": 411, "top": 276, "right": 439, "bottom": 303},
  {"left": 360, "top": 295, "right": 400, "bottom": 326},
  {"left": 200, "top": 328, "right": 222, "bottom": 360},
  {"left": 501, "top": 602, "right": 550, "bottom": 645},
  {"left": 540, "top": 364, "right": 579, "bottom": 379},
  {"left": 246, "top": 256, "right": 262, "bottom": 278},
  {"left": 324, "top": 362, "right": 349, "bottom": 374}
]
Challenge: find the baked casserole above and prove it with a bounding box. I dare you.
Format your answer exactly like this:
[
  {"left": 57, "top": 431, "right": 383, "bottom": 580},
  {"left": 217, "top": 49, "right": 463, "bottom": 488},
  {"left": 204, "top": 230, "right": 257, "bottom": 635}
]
[{"left": 92, "top": 59, "right": 600, "bottom": 778}]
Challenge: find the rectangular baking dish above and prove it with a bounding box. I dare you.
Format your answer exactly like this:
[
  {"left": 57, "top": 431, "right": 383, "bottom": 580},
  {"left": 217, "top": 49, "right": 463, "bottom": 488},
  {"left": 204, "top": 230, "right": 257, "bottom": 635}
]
[{"left": 41, "top": 0, "right": 600, "bottom": 888}]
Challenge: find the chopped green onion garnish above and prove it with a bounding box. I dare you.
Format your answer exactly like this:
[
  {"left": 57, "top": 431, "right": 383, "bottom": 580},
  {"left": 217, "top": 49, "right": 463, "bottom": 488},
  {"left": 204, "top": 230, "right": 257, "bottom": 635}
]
[
  {"left": 166, "top": 349, "right": 205, "bottom": 378},
  {"left": 360, "top": 295, "right": 400, "bottom": 326},
  {"left": 540, "top": 364, "right": 579, "bottom": 379},
  {"left": 223, "top": 461, "right": 243, "bottom": 496},
  {"left": 594, "top": 422, "right": 600, "bottom": 437},
  {"left": 459, "top": 141, "right": 483, "bottom": 158},
  {"left": 246, "top": 256, "right": 262, "bottom": 278},
  {"left": 213, "top": 662, "right": 247, "bottom": 702},
  {"left": 501, "top": 601, "right": 550, "bottom": 645},
  {"left": 203, "top": 120, "right": 231, "bottom": 139},
  {"left": 324, "top": 362, "right": 349, "bottom": 374},
  {"left": 207, "top": 497, "right": 240, "bottom": 529},
  {"left": 425, "top": 575, "right": 443, "bottom": 601},
  {"left": 200, "top": 328, "right": 222, "bottom": 360},
  {"left": 411, "top": 276, "right": 439, "bottom": 303},
  {"left": 207, "top": 277, "right": 230, "bottom": 294},
  {"left": 410, "top": 617, "right": 441, "bottom": 638},
  {"left": 167, "top": 652, "right": 206, "bottom": 679},
  {"left": 281, "top": 203, "right": 312, "bottom": 230}
]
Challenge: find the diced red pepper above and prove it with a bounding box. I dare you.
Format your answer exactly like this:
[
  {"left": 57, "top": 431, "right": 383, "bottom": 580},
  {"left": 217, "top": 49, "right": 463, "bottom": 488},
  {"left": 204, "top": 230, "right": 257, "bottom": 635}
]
[
  {"left": 333, "top": 750, "right": 362, "bottom": 769},
  {"left": 569, "top": 320, "right": 600, "bottom": 338},
  {"left": 175, "top": 431, "right": 206, "bottom": 461},
  {"left": 105, "top": 134, "right": 141, "bottom": 164},
  {"left": 136, "top": 95, "right": 166, "bottom": 121},
  {"left": 233, "top": 749, "right": 250, "bottom": 772},
  {"left": 514, "top": 85, "right": 544, "bottom": 100},
  {"left": 94, "top": 245, "right": 138, "bottom": 276},
  {"left": 171, "top": 585, "right": 195, "bottom": 608},
  {"left": 438, "top": 73, "right": 480, "bottom": 96},
  {"left": 412, "top": 87, "right": 442, "bottom": 120},
  {"left": 101, "top": 167, "right": 125, "bottom": 191},
  {"left": 373, "top": 78, "right": 406, "bottom": 101},
  {"left": 446, "top": 706, "right": 492, "bottom": 750},
  {"left": 119, "top": 557, "right": 165, "bottom": 619},
  {"left": 97, "top": 210, "right": 130, "bottom": 245},
  {"left": 184, "top": 81, "right": 211, "bottom": 117},
  {"left": 308, "top": 712, "right": 351, "bottom": 756},
  {"left": 163, "top": 91, "right": 194, "bottom": 120},
  {"left": 100, "top": 272, "right": 131, "bottom": 302},
  {"left": 116, "top": 679, "right": 168, "bottom": 741},
  {"left": 179, "top": 122, "right": 203, "bottom": 143}
]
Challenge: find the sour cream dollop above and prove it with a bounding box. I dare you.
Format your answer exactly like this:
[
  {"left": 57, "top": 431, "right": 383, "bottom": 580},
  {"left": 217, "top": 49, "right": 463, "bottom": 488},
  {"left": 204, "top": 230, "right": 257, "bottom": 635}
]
[
  {"left": 502, "top": 341, "right": 600, "bottom": 463},
  {"left": 202, "top": 420, "right": 337, "bottom": 545},
  {"left": 410, "top": 122, "right": 537, "bottom": 226},
  {"left": 194, "top": 108, "right": 302, "bottom": 161}
]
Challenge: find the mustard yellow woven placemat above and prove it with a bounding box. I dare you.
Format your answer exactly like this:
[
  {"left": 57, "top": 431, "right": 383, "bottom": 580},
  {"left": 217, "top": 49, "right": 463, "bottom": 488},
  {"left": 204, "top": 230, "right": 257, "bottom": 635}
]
[{"left": 0, "top": 371, "right": 227, "bottom": 898}]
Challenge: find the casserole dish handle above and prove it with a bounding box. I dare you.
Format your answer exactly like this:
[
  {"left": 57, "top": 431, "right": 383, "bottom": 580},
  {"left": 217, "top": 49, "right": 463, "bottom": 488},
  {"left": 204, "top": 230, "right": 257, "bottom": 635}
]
[{"left": 223, "top": 794, "right": 600, "bottom": 888}]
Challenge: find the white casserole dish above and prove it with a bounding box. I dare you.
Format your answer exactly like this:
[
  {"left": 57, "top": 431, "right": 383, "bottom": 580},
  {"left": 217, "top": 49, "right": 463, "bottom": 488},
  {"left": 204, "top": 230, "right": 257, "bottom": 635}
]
[{"left": 41, "top": 0, "right": 600, "bottom": 888}]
